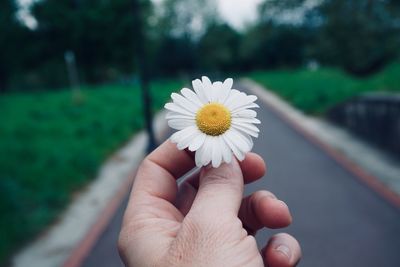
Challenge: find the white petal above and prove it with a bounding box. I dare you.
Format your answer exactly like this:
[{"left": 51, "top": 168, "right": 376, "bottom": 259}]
[
  {"left": 165, "top": 103, "right": 194, "bottom": 116},
  {"left": 177, "top": 127, "right": 200, "bottom": 150},
  {"left": 195, "top": 145, "right": 204, "bottom": 167},
  {"left": 223, "top": 133, "right": 245, "bottom": 161},
  {"left": 171, "top": 93, "right": 199, "bottom": 113},
  {"left": 220, "top": 136, "right": 232, "bottom": 164},
  {"left": 170, "top": 130, "right": 184, "bottom": 144},
  {"left": 232, "top": 109, "right": 257, "bottom": 118},
  {"left": 224, "top": 89, "right": 241, "bottom": 106},
  {"left": 192, "top": 79, "right": 208, "bottom": 103},
  {"left": 211, "top": 137, "right": 222, "bottom": 168},
  {"left": 201, "top": 76, "right": 213, "bottom": 102},
  {"left": 218, "top": 78, "right": 232, "bottom": 103},
  {"left": 232, "top": 121, "right": 260, "bottom": 133},
  {"left": 232, "top": 125, "right": 259, "bottom": 138},
  {"left": 211, "top": 81, "right": 223, "bottom": 103},
  {"left": 230, "top": 95, "right": 258, "bottom": 112},
  {"left": 166, "top": 111, "right": 194, "bottom": 120},
  {"left": 226, "top": 128, "right": 251, "bottom": 153},
  {"left": 188, "top": 132, "right": 206, "bottom": 151},
  {"left": 238, "top": 131, "right": 254, "bottom": 151},
  {"left": 235, "top": 103, "right": 260, "bottom": 112},
  {"left": 223, "top": 78, "right": 233, "bottom": 91},
  {"left": 181, "top": 88, "right": 203, "bottom": 107},
  {"left": 233, "top": 126, "right": 259, "bottom": 138},
  {"left": 202, "top": 76, "right": 212, "bottom": 88},
  {"left": 170, "top": 125, "right": 197, "bottom": 144},
  {"left": 195, "top": 137, "right": 207, "bottom": 167},
  {"left": 168, "top": 119, "right": 195, "bottom": 130},
  {"left": 225, "top": 90, "right": 257, "bottom": 112},
  {"left": 201, "top": 136, "right": 213, "bottom": 166},
  {"left": 232, "top": 117, "right": 261, "bottom": 124},
  {"left": 248, "top": 135, "right": 254, "bottom": 149}
]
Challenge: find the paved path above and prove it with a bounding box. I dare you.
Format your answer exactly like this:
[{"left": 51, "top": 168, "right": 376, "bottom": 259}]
[{"left": 82, "top": 83, "right": 400, "bottom": 267}]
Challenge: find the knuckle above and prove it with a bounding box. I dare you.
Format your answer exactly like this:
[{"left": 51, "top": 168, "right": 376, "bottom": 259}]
[
  {"left": 201, "top": 173, "right": 242, "bottom": 193},
  {"left": 202, "top": 172, "right": 231, "bottom": 184},
  {"left": 137, "top": 158, "right": 152, "bottom": 174}
]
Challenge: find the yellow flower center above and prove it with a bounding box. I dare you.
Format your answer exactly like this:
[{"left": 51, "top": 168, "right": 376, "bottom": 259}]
[{"left": 196, "top": 103, "right": 231, "bottom": 136}]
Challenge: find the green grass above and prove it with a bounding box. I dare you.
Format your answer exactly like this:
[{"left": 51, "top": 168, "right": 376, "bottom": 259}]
[
  {"left": 0, "top": 80, "right": 181, "bottom": 263},
  {"left": 248, "top": 62, "right": 400, "bottom": 114}
]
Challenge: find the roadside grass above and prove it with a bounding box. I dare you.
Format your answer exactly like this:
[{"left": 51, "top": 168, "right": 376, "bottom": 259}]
[
  {"left": 248, "top": 62, "right": 400, "bottom": 114},
  {"left": 0, "top": 80, "right": 181, "bottom": 263}
]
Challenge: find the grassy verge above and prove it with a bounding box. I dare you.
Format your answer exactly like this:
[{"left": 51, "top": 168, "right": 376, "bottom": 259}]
[
  {"left": 248, "top": 62, "right": 400, "bottom": 114},
  {"left": 0, "top": 80, "right": 181, "bottom": 263}
]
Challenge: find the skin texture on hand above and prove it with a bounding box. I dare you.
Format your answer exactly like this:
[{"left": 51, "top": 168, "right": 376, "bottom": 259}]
[{"left": 118, "top": 141, "right": 301, "bottom": 267}]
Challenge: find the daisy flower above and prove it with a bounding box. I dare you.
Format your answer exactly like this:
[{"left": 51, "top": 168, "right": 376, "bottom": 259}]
[{"left": 165, "top": 76, "right": 260, "bottom": 168}]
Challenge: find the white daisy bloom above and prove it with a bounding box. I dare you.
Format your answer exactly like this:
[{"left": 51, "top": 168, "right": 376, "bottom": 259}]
[{"left": 165, "top": 76, "right": 260, "bottom": 168}]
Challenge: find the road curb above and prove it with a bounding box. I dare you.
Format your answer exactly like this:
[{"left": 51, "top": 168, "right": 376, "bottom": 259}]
[{"left": 242, "top": 79, "right": 400, "bottom": 210}]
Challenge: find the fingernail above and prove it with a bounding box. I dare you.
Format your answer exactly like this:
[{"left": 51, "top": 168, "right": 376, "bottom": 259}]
[
  {"left": 278, "top": 200, "right": 288, "bottom": 207},
  {"left": 261, "top": 193, "right": 276, "bottom": 200},
  {"left": 276, "top": 244, "right": 291, "bottom": 259}
]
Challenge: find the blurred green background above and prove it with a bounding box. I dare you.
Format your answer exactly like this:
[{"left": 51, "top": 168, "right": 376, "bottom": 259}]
[{"left": 1, "top": 0, "right": 399, "bottom": 264}]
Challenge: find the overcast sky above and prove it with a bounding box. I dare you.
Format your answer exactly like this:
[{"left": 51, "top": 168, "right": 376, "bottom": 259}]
[{"left": 217, "top": 0, "right": 263, "bottom": 29}]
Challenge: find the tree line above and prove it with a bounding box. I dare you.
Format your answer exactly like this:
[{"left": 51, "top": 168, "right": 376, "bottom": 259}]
[{"left": 1, "top": 0, "right": 399, "bottom": 92}]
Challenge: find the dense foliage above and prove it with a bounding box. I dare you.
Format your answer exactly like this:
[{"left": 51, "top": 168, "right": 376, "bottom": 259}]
[{"left": 1, "top": 0, "right": 399, "bottom": 91}]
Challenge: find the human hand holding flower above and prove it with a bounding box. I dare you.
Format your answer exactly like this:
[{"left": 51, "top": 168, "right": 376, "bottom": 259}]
[
  {"left": 118, "top": 78, "right": 301, "bottom": 266},
  {"left": 118, "top": 141, "right": 301, "bottom": 267}
]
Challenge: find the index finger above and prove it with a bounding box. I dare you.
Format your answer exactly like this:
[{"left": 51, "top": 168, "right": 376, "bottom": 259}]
[{"left": 132, "top": 140, "right": 195, "bottom": 202}]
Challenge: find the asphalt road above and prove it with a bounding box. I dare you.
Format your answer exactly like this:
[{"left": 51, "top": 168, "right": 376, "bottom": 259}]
[{"left": 82, "top": 83, "right": 400, "bottom": 267}]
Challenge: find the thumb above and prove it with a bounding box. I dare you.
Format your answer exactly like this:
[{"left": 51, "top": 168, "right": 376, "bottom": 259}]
[{"left": 188, "top": 159, "right": 244, "bottom": 218}]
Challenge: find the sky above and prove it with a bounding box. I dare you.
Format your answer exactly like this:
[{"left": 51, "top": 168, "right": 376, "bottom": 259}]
[
  {"left": 17, "top": 0, "right": 263, "bottom": 30},
  {"left": 216, "top": 0, "right": 263, "bottom": 30},
  {"left": 17, "top": 0, "right": 38, "bottom": 29}
]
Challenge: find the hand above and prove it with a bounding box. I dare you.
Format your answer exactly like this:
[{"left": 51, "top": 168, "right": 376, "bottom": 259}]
[{"left": 119, "top": 141, "right": 301, "bottom": 267}]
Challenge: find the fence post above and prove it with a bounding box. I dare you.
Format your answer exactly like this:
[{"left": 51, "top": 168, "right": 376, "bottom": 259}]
[{"left": 64, "top": 50, "right": 81, "bottom": 101}]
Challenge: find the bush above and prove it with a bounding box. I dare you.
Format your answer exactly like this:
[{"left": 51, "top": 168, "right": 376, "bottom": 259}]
[{"left": 249, "top": 62, "right": 400, "bottom": 114}]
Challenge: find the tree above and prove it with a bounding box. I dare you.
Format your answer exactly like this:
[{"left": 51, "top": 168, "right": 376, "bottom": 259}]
[
  {"left": 154, "top": 36, "right": 197, "bottom": 76},
  {"left": 151, "top": 0, "right": 218, "bottom": 76},
  {"left": 198, "top": 23, "right": 241, "bottom": 72},
  {"left": 157, "top": 0, "right": 217, "bottom": 39},
  {"left": 240, "top": 0, "right": 316, "bottom": 70},
  {"left": 258, "top": 0, "right": 309, "bottom": 24},
  {"left": 240, "top": 22, "right": 310, "bottom": 70},
  {"left": 0, "top": 0, "right": 29, "bottom": 91},
  {"left": 312, "top": 0, "right": 400, "bottom": 75},
  {"left": 30, "top": 0, "right": 153, "bottom": 86}
]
